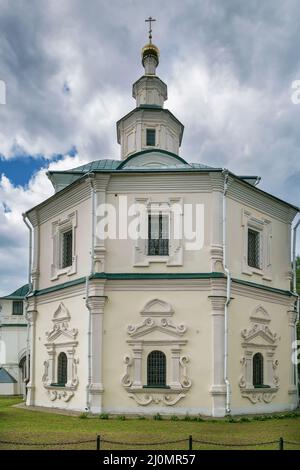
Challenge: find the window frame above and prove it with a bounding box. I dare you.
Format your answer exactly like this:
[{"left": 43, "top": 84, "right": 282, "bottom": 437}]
[
  {"left": 54, "top": 352, "right": 68, "bottom": 387},
  {"left": 145, "top": 350, "right": 168, "bottom": 388},
  {"left": 60, "top": 228, "right": 73, "bottom": 269},
  {"left": 241, "top": 209, "right": 272, "bottom": 280},
  {"left": 147, "top": 212, "right": 169, "bottom": 257},
  {"left": 146, "top": 128, "right": 156, "bottom": 147},
  {"left": 252, "top": 352, "right": 264, "bottom": 388},
  {"left": 247, "top": 228, "right": 261, "bottom": 270},
  {"left": 51, "top": 211, "right": 77, "bottom": 280},
  {"left": 133, "top": 197, "right": 183, "bottom": 267},
  {"left": 12, "top": 300, "right": 23, "bottom": 315}
]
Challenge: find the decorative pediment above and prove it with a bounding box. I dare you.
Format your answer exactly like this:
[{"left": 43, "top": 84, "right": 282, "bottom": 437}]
[
  {"left": 46, "top": 303, "right": 78, "bottom": 343},
  {"left": 141, "top": 299, "right": 174, "bottom": 317},
  {"left": 53, "top": 302, "right": 71, "bottom": 323},
  {"left": 127, "top": 317, "right": 186, "bottom": 339},
  {"left": 250, "top": 306, "right": 270, "bottom": 324},
  {"left": 241, "top": 324, "right": 278, "bottom": 346}
]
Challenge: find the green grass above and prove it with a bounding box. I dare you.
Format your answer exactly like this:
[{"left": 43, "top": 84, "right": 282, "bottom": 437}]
[{"left": 0, "top": 396, "right": 299, "bottom": 450}]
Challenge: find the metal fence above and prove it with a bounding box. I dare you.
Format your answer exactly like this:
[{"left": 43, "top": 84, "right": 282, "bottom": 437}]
[{"left": 0, "top": 435, "right": 299, "bottom": 450}]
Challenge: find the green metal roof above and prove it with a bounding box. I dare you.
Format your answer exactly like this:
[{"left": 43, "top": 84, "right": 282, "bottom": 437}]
[
  {"left": 37, "top": 149, "right": 299, "bottom": 213},
  {"left": 0, "top": 368, "right": 17, "bottom": 383},
  {"left": 3, "top": 284, "right": 29, "bottom": 300},
  {"left": 62, "top": 159, "right": 120, "bottom": 173},
  {"left": 48, "top": 150, "right": 216, "bottom": 176}
]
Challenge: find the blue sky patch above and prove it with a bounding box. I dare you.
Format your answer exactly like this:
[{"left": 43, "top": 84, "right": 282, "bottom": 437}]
[{"left": 0, "top": 147, "right": 77, "bottom": 187}]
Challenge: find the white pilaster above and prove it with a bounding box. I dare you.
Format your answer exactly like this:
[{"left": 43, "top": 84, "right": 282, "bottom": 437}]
[
  {"left": 26, "top": 306, "right": 38, "bottom": 406},
  {"left": 245, "top": 351, "right": 253, "bottom": 388},
  {"left": 132, "top": 343, "right": 143, "bottom": 388},
  {"left": 266, "top": 351, "right": 274, "bottom": 386},
  {"left": 209, "top": 295, "right": 226, "bottom": 417},
  {"left": 170, "top": 347, "right": 182, "bottom": 389},
  {"left": 87, "top": 296, "right": 106, "bottom": 414}
]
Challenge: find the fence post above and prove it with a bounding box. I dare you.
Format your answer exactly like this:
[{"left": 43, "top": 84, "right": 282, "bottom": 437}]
[
  {"left": 96, "top": 435, "right": 101, "bottom": 451},
  {"left": 189, "top": 435, "right": 193, "bottom": 451},
  {"left": 279, "top": 437, "right": 284, "bottom": 450}
]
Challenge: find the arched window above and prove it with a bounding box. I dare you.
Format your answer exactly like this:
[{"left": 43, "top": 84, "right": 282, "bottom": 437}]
[
  {"left": 253, "top": 353, "right": 264, "bottom": 387},
  {"left": 147, "top": 350, "right": 166, "bottom": 387},
  {"left": 57, "top": 352, "right": 68, "bottom": 386}
]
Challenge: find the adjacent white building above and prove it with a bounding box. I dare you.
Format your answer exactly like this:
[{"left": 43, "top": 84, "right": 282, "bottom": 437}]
[
  {"left": 0, "top": 284, "right": 29, "bottom": 395},
  {"left": 22, "top": 37, "right": 299, "bottom": 416}
]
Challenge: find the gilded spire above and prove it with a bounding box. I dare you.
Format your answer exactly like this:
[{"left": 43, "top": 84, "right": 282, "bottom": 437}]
[
  {"left": 142, "top": 17, "right": 159, "bottom": 75},
  {"left": 145, "top": 16, "right": 156, "bottom": 44}
]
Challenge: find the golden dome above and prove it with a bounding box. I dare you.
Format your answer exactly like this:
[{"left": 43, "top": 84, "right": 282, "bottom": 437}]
[{"left": 142, "top": 43, "right": 159, "bottom": 67}]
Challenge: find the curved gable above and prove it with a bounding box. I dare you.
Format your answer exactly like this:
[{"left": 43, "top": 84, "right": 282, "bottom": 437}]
[{"left": 117, "top": 149, "right": 190, "bottom": 170}]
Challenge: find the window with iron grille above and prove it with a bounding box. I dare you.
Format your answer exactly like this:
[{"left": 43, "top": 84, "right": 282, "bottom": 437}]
[
  {"left": 148, "top": 213, "right": 169, "bottom": 256},
  {"left": 57, "top": 352, "right": 68, "bottom": 386},
  {"left": 12, "top": 300, "right": 23, "bottom": 315},
  {"left": 147, "top": 350, "right": 166, "bottom": 387},
  {"left": 146, "top": 128, "right": 156, "bottom": 146},
  {"left": 253, "top": 352, "right": 264, "bottom": 387},
  {"left": 61, "top": 230, "right": 73, "bottom": 268},
  {"left": 247, "top": 228, "right": 260, "bottom": 269}
]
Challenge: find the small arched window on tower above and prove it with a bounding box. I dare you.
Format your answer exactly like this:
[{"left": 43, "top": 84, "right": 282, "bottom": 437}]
[
  {"left": 147, "top": 350, "right": 167, "bottom": 387},
  {"left": 253, "top": 353, "right": 264, "bottom": 388},
  {"left": 57, "top": 352, "right": 68, "bottom": 386}
]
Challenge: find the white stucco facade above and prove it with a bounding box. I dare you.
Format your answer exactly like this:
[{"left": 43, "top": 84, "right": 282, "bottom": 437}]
[{"left": 22, "top": 39, "right": 299, "bottom": 416}]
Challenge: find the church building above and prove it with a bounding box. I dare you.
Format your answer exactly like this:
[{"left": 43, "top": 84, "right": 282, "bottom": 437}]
[{"left": 23, "top": 27, "right": 299, "bottom": 417}]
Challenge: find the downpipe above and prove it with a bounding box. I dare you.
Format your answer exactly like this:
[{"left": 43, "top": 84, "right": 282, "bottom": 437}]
[
  {"left": 292, "top": 217, "right": 300, "bottom": 404},
  {"left": 222, "top": 169, "right": 231, "bottom": 415},
  {"left": 85, "top": 173, "right": 95, "bottom": 412},
  {"left": 22, "top": 213, "right": 33, "bottom": 399}
]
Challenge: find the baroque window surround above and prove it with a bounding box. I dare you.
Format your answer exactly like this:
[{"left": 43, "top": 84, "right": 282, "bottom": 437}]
[
  {"left": 51, "top": 211, "right": 77, "bottom": 280},
  {"left": 133, "top": 197, "right": 183, "bottom": 267},
  {"left": 239, "top": 305, "right": 279, "bottom": 404},
  {"left": 42, "top": 303, "right": 79, "bottom": 402},
  {"left": 241, "top": 209, "right": 272, "bottom": 281},
  {"left": 121, "top": 299, "right": 191, "bottom": 406}
]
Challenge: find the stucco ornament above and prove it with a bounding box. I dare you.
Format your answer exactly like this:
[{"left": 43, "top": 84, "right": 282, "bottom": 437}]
[
  {"left": 42, "top": 303, "right": 79, "bottom": 401},
  {"left": 122, "top": 299, "right": 191, "bottom": 406},
  {"left": 128, "top": 392, "right": 186, "bottom": 406},
  {"left": 239, "top": 305, "right": 279, "bottom": 404},
  {"left": 47, "top": 389, "right": 74, "bottom": 402}
]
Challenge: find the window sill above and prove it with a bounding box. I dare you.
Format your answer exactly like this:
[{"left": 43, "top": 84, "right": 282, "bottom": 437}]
[
  {"left": 51, "top": 260, "right": 77, "bottom": 281},
  {"left": 143, "top": 385, "right": 170, "bottom": 389},
  {"left": 125, "top": 386, "right": 182, "bottom": 394},
  {"left": 242, "top": 266, "right": 272, "bottom": 281},
  {"left": 146, "top": 256, "right": 169, "bottom": 263},
  {"left": 254, "top": 384, "right": 271, "bottom": 389},
  {"left": 247, "top": 266, "right": 263, "bottom": 275},
  {"left": 44, "top": 384, "right": 76, "bottom": 391},
  {"left": 242, "top": 386, "right": 277, "bottom": 393}
]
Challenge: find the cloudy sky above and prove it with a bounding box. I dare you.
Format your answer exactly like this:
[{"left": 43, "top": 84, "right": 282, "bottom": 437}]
[{"left": 0, "top": 0, "right": 300, "bottom": 295}]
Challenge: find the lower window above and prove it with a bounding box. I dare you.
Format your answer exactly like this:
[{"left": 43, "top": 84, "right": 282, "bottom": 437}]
[
  {"left": 147, "top": 350, "right": 167, "bottom": 387},
  {"left": 51, "top": 352, "right": 68, "bottom": 387}
]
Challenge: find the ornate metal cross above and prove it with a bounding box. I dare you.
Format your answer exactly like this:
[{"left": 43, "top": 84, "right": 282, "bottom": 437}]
[{"left": 145, "top": 16, "right": 156, "bottom": 43}]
